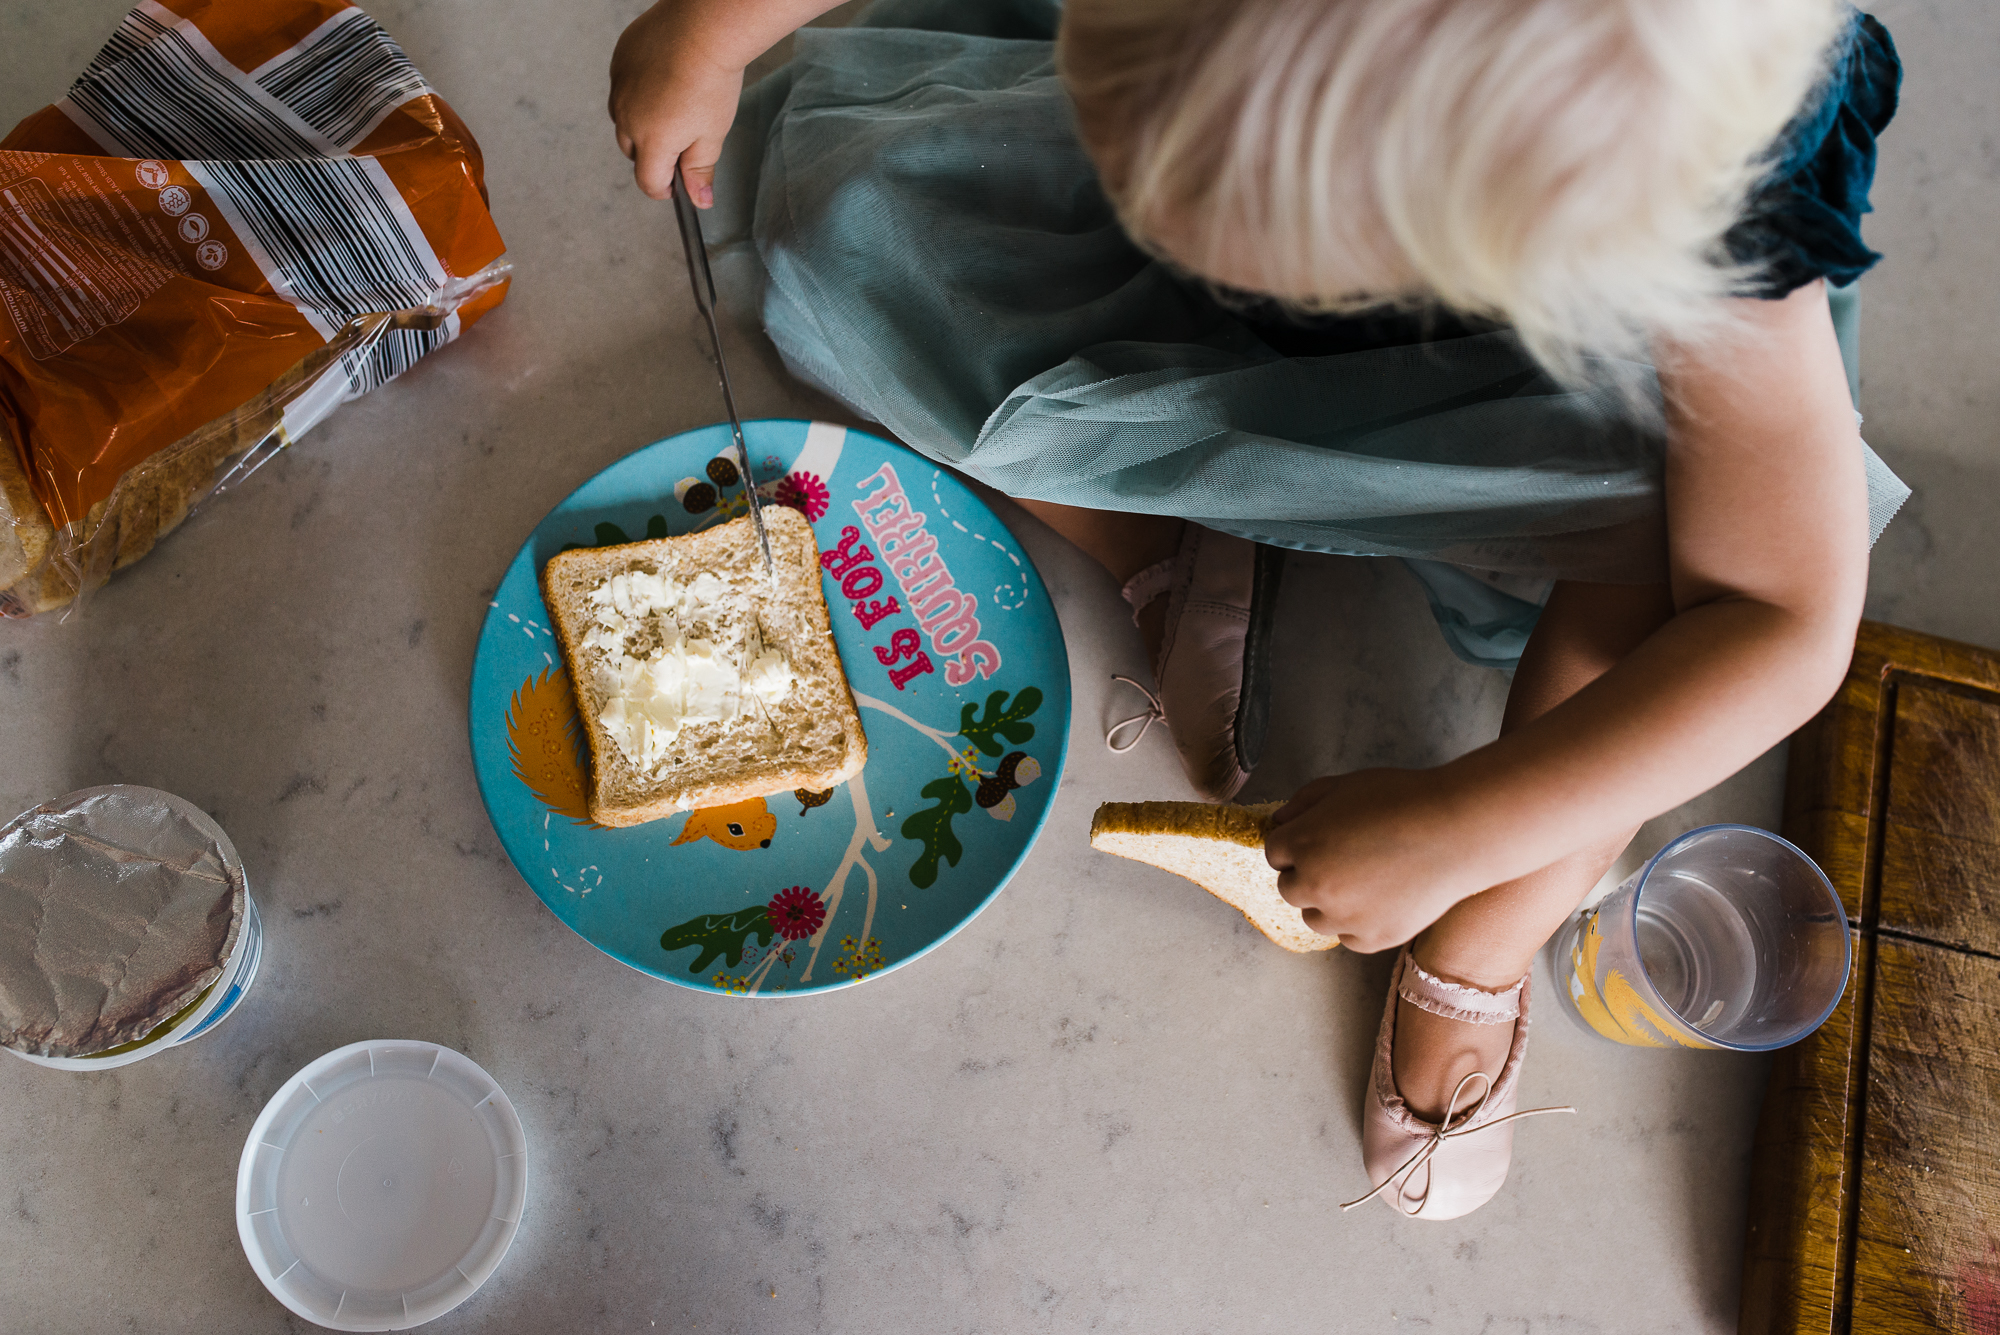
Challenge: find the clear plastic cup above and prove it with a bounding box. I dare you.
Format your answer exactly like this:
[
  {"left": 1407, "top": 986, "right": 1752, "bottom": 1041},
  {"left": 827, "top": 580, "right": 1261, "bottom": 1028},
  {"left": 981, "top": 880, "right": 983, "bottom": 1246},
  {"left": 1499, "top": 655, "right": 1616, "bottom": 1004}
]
[{"left": 1550, "top": 824, "right": 1850, "bottom": 1050}]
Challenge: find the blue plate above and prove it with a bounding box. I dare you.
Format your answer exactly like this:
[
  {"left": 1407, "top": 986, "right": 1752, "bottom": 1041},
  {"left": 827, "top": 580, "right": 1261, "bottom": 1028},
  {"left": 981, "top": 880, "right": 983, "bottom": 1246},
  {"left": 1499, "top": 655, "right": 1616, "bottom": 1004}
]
[{"left": 469, "top": 420, "right": 1071, "bottom": 995}]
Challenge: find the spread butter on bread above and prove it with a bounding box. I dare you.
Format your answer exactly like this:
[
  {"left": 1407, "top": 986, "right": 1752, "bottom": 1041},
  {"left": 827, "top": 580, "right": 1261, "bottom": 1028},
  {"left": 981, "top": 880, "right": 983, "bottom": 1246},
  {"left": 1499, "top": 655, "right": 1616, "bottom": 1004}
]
[
  {"left": 1090, "top": 801, "right": 1338, "bottom": 953},
  {"left": 541, "top": 506, "right": 866, "bottom": 827}
]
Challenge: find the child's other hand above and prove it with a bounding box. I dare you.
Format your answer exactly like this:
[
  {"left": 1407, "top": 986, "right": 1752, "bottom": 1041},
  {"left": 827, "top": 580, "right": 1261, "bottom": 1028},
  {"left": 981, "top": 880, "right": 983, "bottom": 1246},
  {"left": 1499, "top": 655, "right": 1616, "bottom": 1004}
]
[
  {"left": 610, "top": 1, "right": 744, "bottom": 204},
  {"left": 1263, "top": 770, "right": 1475, "bottom": 954}
]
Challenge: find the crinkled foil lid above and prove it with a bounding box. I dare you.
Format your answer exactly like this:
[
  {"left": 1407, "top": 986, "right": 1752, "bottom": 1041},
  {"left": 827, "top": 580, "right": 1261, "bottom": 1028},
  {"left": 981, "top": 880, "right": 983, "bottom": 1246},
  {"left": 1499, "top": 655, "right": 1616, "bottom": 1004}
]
[{"left": 0, "top": 786, "right": 245, "bottom": 1058}]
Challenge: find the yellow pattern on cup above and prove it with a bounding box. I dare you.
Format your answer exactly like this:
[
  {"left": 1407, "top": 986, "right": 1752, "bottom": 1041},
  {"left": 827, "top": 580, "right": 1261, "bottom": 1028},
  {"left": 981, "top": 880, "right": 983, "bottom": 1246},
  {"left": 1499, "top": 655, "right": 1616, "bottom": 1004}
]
[
  {"left": 1566, "top": 910, "right": 1718, "bottom": 1049},
  {"left": 1565, "top": 910, "right": 1627, "bottom": 1041}
]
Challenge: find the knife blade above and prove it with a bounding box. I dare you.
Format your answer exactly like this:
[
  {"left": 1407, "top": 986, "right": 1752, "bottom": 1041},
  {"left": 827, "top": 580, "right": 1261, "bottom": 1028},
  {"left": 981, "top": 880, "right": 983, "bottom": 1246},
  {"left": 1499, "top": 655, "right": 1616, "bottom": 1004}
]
[{"left": 671, "top": 165, "right": 776, "bottom": 587}]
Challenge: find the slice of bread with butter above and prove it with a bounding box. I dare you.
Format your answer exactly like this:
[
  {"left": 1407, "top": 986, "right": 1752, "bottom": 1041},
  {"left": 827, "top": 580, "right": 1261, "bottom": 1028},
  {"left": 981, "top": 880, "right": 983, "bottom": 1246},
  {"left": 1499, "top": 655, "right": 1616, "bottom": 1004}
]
[
  {"left": 541, "top": 507, "right": 867, "bottom": 828},
  {"left": 1090, "top": 801, "right": 1338, "bottom": 953}
]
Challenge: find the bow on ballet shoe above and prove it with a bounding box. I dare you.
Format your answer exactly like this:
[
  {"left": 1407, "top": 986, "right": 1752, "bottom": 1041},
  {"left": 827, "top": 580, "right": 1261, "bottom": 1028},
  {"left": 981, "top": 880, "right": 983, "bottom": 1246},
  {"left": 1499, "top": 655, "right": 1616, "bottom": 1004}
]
[
  {"left": 1342, "top": 1071, "right": 1575, "bottom": 1214},
  {"left": 1106, "top": 675, "right": 1167, "bottom": 754}
]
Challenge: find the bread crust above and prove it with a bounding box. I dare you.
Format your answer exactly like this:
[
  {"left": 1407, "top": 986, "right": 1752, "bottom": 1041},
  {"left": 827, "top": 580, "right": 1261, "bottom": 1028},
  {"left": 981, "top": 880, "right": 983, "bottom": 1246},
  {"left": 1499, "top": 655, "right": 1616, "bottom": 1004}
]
[
  {"left": 1090, "top": 799, "right": 1335, "bottom": 954},
  {"left": 1090, "top": 800, "right": 1283, "bottom": 847},
  {"left": 0, "top": 419, "right": 52, "bottom": 596},
  {"left": 541, "top": 507, "right": 868, "bottom": 827},
  {"left": 583, "top": 752, "right": 866, "bottom": 829}
]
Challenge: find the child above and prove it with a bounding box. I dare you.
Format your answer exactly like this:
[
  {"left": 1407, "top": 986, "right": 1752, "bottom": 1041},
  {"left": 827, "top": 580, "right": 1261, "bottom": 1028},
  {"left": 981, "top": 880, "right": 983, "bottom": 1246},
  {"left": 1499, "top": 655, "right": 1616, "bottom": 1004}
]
[{"left": 611, "top": 0, "right": 1902, "bottom": 1218}]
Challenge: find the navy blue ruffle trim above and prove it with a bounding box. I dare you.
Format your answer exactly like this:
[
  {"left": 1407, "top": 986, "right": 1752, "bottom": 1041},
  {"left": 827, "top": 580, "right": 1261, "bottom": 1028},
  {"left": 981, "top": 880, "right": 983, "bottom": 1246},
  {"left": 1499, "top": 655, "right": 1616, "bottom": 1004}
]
[{"left": 1726, "top": 10, "right": 1902, "bottom": 297}]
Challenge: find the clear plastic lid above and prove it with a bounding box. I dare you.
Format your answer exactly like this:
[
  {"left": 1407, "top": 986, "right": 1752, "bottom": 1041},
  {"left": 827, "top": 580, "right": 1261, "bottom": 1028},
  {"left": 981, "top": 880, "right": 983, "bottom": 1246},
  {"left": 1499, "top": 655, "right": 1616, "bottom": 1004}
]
[{"left": 237, "top": 1041, "right": 527, "bottom": 1331}]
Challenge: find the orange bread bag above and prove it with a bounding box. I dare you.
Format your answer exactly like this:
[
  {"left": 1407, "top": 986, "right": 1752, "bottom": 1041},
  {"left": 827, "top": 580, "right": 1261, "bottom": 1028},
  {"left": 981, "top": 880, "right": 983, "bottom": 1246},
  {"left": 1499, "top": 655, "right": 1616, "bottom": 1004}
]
[{"left": 0, "top": 0, "right": 509, "bottom": 615}]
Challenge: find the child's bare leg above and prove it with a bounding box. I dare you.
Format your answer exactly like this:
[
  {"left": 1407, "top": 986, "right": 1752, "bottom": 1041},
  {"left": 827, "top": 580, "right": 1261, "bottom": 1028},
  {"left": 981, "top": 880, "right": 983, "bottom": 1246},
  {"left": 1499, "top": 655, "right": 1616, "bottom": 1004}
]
[
  {"left": 1014, "top": 498, "right": 1184, "bottom": 658},
  {"left": 1392, "top": 580, "right": 1676, "bottom": 1121},
  {"left": 1012, "top": 497, "right": 1182, "bottom": 583}
]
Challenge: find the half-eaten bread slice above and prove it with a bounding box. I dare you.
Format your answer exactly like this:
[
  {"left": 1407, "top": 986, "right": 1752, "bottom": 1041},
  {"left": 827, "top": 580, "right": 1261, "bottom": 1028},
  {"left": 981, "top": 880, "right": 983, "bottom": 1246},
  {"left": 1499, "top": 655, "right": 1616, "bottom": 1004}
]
[{"left": 1090, "top": 800, "right": 1337, "bottom": 953}]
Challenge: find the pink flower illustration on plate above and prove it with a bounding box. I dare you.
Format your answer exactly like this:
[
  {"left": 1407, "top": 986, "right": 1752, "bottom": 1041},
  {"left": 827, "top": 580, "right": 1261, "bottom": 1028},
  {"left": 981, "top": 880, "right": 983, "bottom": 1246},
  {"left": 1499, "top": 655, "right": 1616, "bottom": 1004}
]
[
  {"left": 768, "top": 886, "right": 827, "bottom": 940},
  {"left": 774, "top": 471, "right": 830, "bottom": 521}
]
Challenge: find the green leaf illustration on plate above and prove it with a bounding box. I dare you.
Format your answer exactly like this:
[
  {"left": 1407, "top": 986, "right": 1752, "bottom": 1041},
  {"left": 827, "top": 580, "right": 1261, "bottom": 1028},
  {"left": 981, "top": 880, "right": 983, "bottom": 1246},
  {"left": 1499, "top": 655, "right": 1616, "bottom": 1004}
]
[
  {"left": 660, "top": 906, "right": 774, "bottom": 974},
  {"left": 902, "top": 775, "right": 972, "bottom": 888},
  {"left": 958, "top": 687, "right": 1042, "bottom": 757},
  {"left": 570, "top": 516, "right": 670, "bottom": 551}
]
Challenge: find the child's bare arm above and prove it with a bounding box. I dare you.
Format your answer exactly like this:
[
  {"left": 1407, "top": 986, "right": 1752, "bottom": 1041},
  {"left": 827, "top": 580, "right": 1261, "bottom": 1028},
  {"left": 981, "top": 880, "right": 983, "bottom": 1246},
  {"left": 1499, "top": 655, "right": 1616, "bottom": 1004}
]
[
  {"left": 1266, "top": 281, "right": 1869, "bottom": 952},
  {"left": 610, "top": 0, "right": 846, "bottom": 203}
]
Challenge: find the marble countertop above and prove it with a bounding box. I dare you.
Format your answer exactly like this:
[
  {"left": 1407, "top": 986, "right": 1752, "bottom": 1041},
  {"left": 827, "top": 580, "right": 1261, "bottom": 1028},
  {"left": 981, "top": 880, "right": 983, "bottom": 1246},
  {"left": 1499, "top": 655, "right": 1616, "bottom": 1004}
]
[{"left": 3, "top": 2, "right": 1995, "bottom": 1331}]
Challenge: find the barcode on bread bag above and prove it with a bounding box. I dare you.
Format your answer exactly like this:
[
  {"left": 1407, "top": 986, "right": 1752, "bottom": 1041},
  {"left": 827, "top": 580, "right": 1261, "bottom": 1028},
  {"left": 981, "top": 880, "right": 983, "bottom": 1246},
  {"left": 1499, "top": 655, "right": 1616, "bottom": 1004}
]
[
  {"left": 185, "top": 156, "right": 448, "bottom": 341},
  {"left": 253, "top": 9, "right": 432, "bottom": 151},
  {"left": 75, "top": 0, "right": 173, "bottom": 85},
  {"left": 338, "top": 320, "right": 457, "bottom": 397},
  {"left": 60, "top": 2, "right": 335, "bottom": 161}
]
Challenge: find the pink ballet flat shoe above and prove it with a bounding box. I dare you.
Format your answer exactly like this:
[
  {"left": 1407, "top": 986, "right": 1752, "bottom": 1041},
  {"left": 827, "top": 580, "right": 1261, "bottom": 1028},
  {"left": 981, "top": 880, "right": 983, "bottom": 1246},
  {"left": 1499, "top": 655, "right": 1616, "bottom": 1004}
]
[
  {"left": 1345, "top": 946, "right": 1574, "bottom": 1219},
  {"left": 1106, "top": 525, "right": 1283, "bottom": 802}
]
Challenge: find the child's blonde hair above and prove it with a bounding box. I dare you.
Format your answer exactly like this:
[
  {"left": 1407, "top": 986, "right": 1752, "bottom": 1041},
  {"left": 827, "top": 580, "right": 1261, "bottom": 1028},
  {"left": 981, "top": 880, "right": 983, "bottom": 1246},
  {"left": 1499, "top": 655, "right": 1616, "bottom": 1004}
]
[{"left": 1059, "top": 0, "right": 1844, "bottom": 377}]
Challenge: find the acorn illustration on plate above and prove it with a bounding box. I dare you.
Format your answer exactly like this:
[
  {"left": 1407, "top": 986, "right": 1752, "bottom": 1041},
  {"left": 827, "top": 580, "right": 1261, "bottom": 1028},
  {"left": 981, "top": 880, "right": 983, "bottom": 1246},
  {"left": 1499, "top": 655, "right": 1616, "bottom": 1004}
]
[
  {"left": 975, "top": 751, "right": 1042, "bottom": 821},
  {"left": 675, "top": 477, "right": 717, "bottom": 513},
  {"left": 795, "top": 787, "right": 833, "bottom": 816},
  {"left": 706, "top": 456, "right": 740, "bottom": 488}
]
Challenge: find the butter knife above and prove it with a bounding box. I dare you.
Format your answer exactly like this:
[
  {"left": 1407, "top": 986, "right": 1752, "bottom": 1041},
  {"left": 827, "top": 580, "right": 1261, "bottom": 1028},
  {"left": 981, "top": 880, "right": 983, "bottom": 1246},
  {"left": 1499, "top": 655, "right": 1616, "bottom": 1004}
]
[{"left": 671, "top": 166, "right": 776, "bottom": 586}]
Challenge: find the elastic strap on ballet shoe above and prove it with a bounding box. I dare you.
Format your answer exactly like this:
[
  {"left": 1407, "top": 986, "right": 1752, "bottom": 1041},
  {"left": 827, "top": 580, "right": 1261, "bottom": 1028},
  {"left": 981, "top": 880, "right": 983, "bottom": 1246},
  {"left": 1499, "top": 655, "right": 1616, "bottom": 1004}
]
[
  {"left": 1118, "top": 558, "right": 1176, "bottom": 628},
  {"left": 1398, "top": 954, "right": 1524, "bottom": 1025}
]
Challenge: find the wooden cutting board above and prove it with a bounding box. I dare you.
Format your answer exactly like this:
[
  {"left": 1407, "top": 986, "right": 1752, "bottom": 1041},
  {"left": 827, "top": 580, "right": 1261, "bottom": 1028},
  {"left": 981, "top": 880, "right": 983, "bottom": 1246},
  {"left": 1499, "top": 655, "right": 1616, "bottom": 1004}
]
[{"left": 1740, "top": 621, "right": 2000, "bottom": 1335}]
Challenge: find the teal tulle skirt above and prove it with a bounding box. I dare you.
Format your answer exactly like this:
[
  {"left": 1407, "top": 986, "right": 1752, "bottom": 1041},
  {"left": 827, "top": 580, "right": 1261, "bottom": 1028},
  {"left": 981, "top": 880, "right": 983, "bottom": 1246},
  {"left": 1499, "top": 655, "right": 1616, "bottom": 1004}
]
[{"left": 713, "top": 0, "right": 1908, "bottom": 668}]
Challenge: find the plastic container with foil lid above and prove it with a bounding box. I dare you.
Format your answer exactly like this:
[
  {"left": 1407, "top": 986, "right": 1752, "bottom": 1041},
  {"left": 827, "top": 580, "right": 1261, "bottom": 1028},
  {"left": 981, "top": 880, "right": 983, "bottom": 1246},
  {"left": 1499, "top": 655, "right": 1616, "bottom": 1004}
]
[{"left": 1, "top": 785, "right": 262, "bottom": 1070}]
